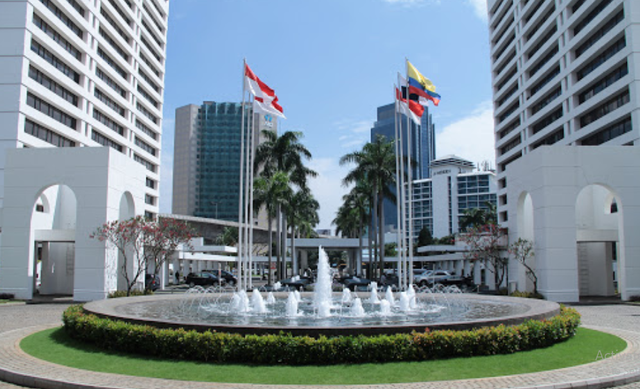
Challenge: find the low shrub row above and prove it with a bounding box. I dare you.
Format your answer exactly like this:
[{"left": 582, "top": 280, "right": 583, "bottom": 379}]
[
  {"left": 62, "top": 306, "right": 580, "bottom": 365},
  {"left": 107, "top": 290, "right": 154, "bottom": 299}
]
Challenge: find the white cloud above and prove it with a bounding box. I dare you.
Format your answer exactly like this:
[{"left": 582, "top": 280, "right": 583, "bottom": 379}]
[
  {"left": 307, "top": 157, "right": 352, "bottom": 232},
  {"left": 333, "top": 119, "right": 372, "bottom": 149},
  {"left": 159, "top": 117, "right": 175, "bottom": 214},
  {"left": 436, "top": 101, "right": 496, "bottom": 168},
  {"left": 466, "top": 0, "right": 488, "bottom": 22}
]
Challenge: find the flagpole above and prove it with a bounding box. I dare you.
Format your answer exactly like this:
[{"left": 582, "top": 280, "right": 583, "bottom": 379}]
[
  {"left": 238, "top": 59, "right": 248, "bottom": 291},
  {"left": 397, "top": 76, "right": 408, "bottom": 290},
  {"left": 405, "top": 59, "right": 415, "bottom": 286},
  {"left": 248, "top": 104, "right": 258, "bottom": 290},
  {"left": 393, "top": 85, "right": 403, "bottom": 290}
]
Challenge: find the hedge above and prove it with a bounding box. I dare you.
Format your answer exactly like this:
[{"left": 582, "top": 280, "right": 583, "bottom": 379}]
[{"left": 62, "top": 305, "right": 580, "bottom": 365}]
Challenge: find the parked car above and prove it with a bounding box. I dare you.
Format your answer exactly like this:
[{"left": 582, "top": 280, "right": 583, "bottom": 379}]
[
  {"left": 339, "top": 275, "right": 373, "bottom": 291},
  {"left": 204, "top": 270, "right": 238, "bottom": 286},
  {"left": 186, "top": 272, "right": 223, "bottom": 288},
  {"left": 414, "top": 270, "right": 470, "bottom": 287},
  {"left": 280, "top": 276, "right": 314, "bottom": 290},
  {"left": 145, "top": 274, "right": 160, "bottom": 291}
]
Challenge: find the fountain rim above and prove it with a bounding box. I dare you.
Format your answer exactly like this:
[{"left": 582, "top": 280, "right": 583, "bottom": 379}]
[{"left": 82, "top": 293, "right": 561, "bottom": 337}]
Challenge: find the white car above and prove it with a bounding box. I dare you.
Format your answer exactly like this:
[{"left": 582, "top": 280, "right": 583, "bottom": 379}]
[{"left": 414, "top": 270, "right": 453, "bottom": 287}]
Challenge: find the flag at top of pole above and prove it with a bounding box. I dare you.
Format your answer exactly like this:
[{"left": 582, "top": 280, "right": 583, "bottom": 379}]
[
  {"left": 395, "top": 86, "right": 424, "bottom": 125},
  {"left": 244, "top": 63, "right": 286, "bottom": 118},
  {"left": 406, "top": 60, "right": 441, "bottom": 106}
]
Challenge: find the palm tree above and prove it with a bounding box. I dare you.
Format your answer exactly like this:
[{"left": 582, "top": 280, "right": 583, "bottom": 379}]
[
  {"left": 286, "top": 189, "right": 320, "bottom": 276},
  {"left": 459, "top": 201, "right": 498, "bottom": 231},
  {"left": 253, "top": 171, "right": 292, "bottom": 284},
  {"left": 216, "top": 227, "right": 238, "bottom": 247},
  {"left": 254, "top": 130, "right": 317, "bottom": 280},
  {"left": 340, "top": 134, "right": 396, "bottom": 278},
  {"left": 333, "top": 182, "right": 371, "bottom": 276}
]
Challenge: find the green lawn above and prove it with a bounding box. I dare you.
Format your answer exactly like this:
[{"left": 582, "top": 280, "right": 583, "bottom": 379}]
[{"left": 21, "top": 327, "right": 626, "bottom": 385}]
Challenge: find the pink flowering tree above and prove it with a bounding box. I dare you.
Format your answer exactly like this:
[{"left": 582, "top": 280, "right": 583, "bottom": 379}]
[
  {"left": 90, "top": 216, "right": 146, "bottom": 296},
  {"left": 142, "top": 218, "right": 196, "bottom": 279},
  {"left": 460, "top": 224, "right": 508, "bottom": 288}
]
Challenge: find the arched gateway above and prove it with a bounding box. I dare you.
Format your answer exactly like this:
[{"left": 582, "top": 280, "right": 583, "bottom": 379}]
[
  {"left": 0, "top": 148, "right": 145, "bottom": 301},
  {"left": 506, "top": 146, "right": 640, "bottom": 302}
]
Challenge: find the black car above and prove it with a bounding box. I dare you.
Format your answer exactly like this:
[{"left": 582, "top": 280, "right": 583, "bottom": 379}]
[
  {"left": 145, "top": 274, "right": 161, "bottom": 291},
  {"left": 280, "top": 276, "right": 314, "bottom": 290},
  {"left": 339, "top": 275, "right": 372, "bottom": 291},
  {"left": 186, "top": 272, "right": 223, "bottom": 288},
  {"left": 203, "top": 270, "right": 238, "bottom": 286}
]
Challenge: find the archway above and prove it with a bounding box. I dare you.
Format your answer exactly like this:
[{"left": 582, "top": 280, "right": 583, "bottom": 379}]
[
  {"left": 30, "top": 184, "right": 77, "bottom": 296},
  {"left": 575, "top": 184, "right": 621, "bottom": 297}
]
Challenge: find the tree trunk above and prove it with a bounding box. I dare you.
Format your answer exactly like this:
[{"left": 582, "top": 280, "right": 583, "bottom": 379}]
[
  {"left": 378, "top": 192, "right": 385, "bottom": 279},
  {"left": 290, "top": 222, "right": 296, "bottom": 277},
  {"left": 371, "top": 187, "right": 378, "bottom": 277},
  {"left": 368, "top": 211, "right": 374, "bottom": 279},
  {"left": 358, "top": 220, "right": 363, "bottom": 277},
  {"left": 282, "top": 213, "right": 288, "bottom": 279},
  {"left": 268, "top": 217, "right": 273, "bottom": 285},
  {"left": 276, "top": 204, "right": 281, "bottom": 281}
]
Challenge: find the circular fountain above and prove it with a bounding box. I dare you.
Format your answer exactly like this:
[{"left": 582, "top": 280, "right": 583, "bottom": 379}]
[{"left": 84, "top": 248, "right": 560, "bottom": 337}]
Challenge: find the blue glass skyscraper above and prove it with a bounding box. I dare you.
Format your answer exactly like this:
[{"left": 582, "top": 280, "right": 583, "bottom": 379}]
[{"left": 370, "top": 102, "right": 436, "bottom": 231}]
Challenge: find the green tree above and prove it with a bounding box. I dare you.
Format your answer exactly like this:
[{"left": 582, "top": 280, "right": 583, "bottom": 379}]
[
  {"left": 286, "top": 189, "right": 320, "bottom": 276},
  {"left": 253, "top": 171, "right": 292, "bottom": 284},
  {"left": 254, "top": 130, "right": 316, "bottom": 280},
  {"left": 459, "top": 201, "right": 497, "bottom": 231},
  {"left": 215, "top": 227, "right": 238, "bottom": 247},
  {"left": 333, "top": 182, "right": 372, "bottom": 276},
  {"left": 340, "top": 134, "right": 397, "bottom": 279}
]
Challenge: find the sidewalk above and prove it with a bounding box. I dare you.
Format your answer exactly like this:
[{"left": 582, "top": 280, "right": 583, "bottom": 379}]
[{"left": 0, "top": 303, "right": 639, "bottom": 389}]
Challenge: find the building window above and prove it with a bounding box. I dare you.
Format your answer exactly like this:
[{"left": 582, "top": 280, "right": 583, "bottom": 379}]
[
  {"left": 25, "top": 119, "right": 76, "bottom": 147},
  {"left": 531, "top": 85, "right": 561, "bottom": 115},
  {"left": 146, "top": 177, "right": 157, "bottom": 189},
  {"left": 531, "top": 106, "right": 562, "bottom": 135},
  {"left": 28, "top": 65, "right": 78, "bottom": 106},
  {"left": 135, "top": 136, "right": 157, "bottom": 156},
  {"left": 100, "top": 7, "right": 131, "bottom": 44},
  {"left": 98, "top": 27, "right": 129, "bottom": 61},
  {"left": 135, "top": 119, "right": 158, "bottom": 140},
  {"left": 580, "top": 89, "right": 630, "bottom": 128},
  {"left": 37, "top": 0, "right": 83, "bottom": 38},
  {"left": 529, "top": 65, "right": 560, "bottom": 98},
  {"left": 532, "top": 127, "right": 564, "bottom": 149},
  {"left": 32, "top": 13, "right": 82, "bottom": 61},
  {"left": 499, "top": 135, "right": 522, "bottom": 155},
  {"left": 137, "top": 102, "right": 158, "bottom": 124},
  {"left": 528, "top": 45, "right": 559, "bottom": 78},
  {"left": 94, "top": 87, "right": 125, "bottom": 117},
  {"left": 576, "top": 36, "right": 626, "bottom": 81},
  {"left": 575, "top": 10, "right": 624, "bottom": 58},
  {"left": 27, "top": 92, "right": 76, "bottom": 129},
  {"left": 134, "top": 153, "right": 157, "bottom": 172},
  {"left": 498, "top": 101, "right": 519, "bottom": 124},
  {"left": 581, "top": 116, "right": 632, "bottom": 145},
  {"left": 499, "top": 117, "right": 521, "bottom": 139},
  {"left": 573, "top": 0, "right": 613, "bottom": 36},
  {"left": 107, "top": 0, "right": 132, "bottom": 27},
  {"left": 96, "top": 67, "right": 127, "bottom": 98},
  {"left": 137, "top": 85, "right": 159, "bottom": 108},
  {"left": 578, "top": 62, "right": 627, "bottom": 105},
  {"left": 91, "top": 130, "right": 123, "bottom": 152},
  {"left": 93, "top": 108, "right": 124, "bottom": 136},
  {"left": 30, "top": 39, "right": 80, "bottom": 83},
  {"left": 97, "top": 46, "right": 127, "bottom": 80},
  {"left": 138, "top": 68, "right": 160, "bottom": 93}
]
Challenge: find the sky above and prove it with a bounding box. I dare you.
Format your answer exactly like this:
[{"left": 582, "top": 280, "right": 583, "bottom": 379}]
[{"left": 159, "top": 0, "right": 496, "bottom": 231}]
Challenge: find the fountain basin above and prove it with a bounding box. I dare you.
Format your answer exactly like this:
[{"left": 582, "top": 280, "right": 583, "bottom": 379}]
[{"left": 83, "top": 293, "right": 560, "bottom": 337}]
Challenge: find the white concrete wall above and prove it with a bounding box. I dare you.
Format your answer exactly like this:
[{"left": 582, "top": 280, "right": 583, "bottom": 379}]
[
  {"left": 507, "top": 146, "right": 640, "bottom": 302},
  {"left": 0, "top": 147, "right": 145, "bottom": 301}
]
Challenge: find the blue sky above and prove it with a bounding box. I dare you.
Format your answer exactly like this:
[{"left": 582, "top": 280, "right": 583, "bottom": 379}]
[{"left": 160, "top": 0, "right": 495, "bottom": 230}]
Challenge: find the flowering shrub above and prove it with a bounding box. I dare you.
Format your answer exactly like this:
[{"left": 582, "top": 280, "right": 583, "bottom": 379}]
[{"left": 62, "top": 306, "right": 580, "bottom": 365}]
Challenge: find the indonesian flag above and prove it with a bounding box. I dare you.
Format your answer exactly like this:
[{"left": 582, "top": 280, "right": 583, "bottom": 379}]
[
  {"left": 395, "top": 87, "right": 423, "bottom": 125},
  {"left": 245, "top": 63, "right": 285, "bottom": 118}
]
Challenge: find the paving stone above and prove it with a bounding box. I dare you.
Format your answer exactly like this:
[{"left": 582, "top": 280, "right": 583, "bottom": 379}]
[{"left": 0, "top": 302, "right": 639, "bottom": 388}]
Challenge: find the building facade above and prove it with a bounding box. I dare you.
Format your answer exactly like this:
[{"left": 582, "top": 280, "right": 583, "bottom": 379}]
[
  {"left": 412, "top": 155, "right": 497, "bottom": 240},
  {"left": 370, "top": 102, "right": 436, "bottom": 230},
  {"left": 0, "top": 0, "right": 168, "bottom": 218},
  {"left": 487, "top": 0, "right": 640, "bottom": 301},
  {"left": 172, "top": 101, "right": 274, "bottom": 227}
]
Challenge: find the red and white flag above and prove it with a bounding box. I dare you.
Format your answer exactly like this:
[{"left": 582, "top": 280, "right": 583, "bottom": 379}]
[
  {"left": 395, "top": 86, "right": 423, "bottom": 125},
  {"left": 245, "top": 63, "right": 285, "bottom": 118}
]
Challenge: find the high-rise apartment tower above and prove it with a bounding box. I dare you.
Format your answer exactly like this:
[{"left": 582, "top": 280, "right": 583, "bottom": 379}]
[
  {"left": 488, "top": 0, "right": 639, "bottom": 223},
  {"left": 0, "top": 0, "right": 169, "bottom": 217}
]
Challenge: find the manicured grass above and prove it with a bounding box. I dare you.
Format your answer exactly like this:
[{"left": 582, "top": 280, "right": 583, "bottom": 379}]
[{"left": 21, "top": 327, "right": 625, "bottom": 385}]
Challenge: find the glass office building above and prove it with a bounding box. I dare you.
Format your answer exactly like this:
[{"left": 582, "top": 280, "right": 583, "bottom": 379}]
[
  {"left": 173, "top": 101, "right": 273, "bottom": 224},
  {"left": 370, "top": 103, "right": 436, "bottom": 231}
]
